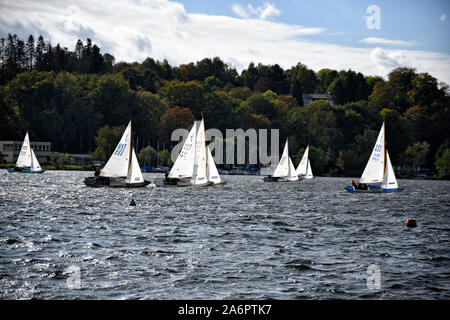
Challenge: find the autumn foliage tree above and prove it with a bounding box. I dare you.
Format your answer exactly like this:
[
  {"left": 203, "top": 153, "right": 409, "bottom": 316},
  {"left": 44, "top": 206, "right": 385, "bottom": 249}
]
[{"left": 158, "top": 106, "right": 195, "bottom": 144}]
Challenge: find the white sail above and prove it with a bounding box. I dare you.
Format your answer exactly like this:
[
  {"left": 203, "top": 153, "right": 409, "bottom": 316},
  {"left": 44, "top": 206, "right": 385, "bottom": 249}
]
[
  {"left": 16, "top": 132, "right": 32, "bottom": 168},
  {"left": 305, "top": 159, "right": 313, "bottom": 179},
  {"left": 381, "top": 151, "right": 398, "bottom": 190},
  {"left": 30, "top": 148, "right": 42, "bottom": 171},
  {"left": 168, "top": 121, "right": 197, "bottom": 179},
  {"left": 287, "top": 157, "right": 299, "bottom": 181},
  {"left": 295, "top": 145, "right": 309, "bottom": 176},
  {"left": 191, "top": 119, "right": 208, "bottom": 185},
  {"left": 206, "top": 145, "right": 221, "bottom": 184},
  {"left": 125, "top": 148, "right": 145, "bottom": 184},
  {"left": 100, "top": 121, "right": 132, "bottom": 178},
  {"left": 272, "top": 139, "right": 289, "bottom": 177},
  {"left": 359, "top": 122, "right": 385, "bottom": 184}
]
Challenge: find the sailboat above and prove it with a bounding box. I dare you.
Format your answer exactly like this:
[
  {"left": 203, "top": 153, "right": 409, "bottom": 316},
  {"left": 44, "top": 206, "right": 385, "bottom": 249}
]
[
  {"left": 263, "top": 138, "right": 298, "bottom": 182},
  {"left": 295, "top": 145, "right": 314, "bottom": 180},
  {"left": 8, "top": 132, "right": 45, "bottom": 173},
  {"left": 84, "top": 121, "right": 150, "bottom": 188},
  {"left": 154, "top": 116, "right": 224, "bottom": 187},
  {"left": 345, "top": 121, "right": 402, "bottom": 193}
]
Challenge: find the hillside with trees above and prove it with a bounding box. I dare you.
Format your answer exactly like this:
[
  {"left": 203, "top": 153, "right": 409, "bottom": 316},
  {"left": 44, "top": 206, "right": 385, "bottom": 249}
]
[{"left": 1, "top": 33, "right": 449, "bottom": 177}]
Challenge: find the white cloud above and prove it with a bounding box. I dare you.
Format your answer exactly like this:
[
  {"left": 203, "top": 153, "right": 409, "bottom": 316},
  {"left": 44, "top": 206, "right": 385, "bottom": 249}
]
[
  {"left": 231, "top": 4, "right": 249, "bottom": 19},
  {"left": 359, "top": 37, "right": 418, "bottom": 47},
  {"left": 258, "top": 3, "right": 281, "bottom": 20},
  {"left": 232, "top": 2, "right": 281, "bottom": 20},
  {"left": 0, "top": 0, "right": 449, "bottom": 84},
  {"left": 440, "top": 14, "right": 446, "bottom": 21}
]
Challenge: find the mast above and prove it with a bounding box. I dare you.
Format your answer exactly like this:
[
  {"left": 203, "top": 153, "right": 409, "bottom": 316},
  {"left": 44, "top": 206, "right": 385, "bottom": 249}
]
[
  {"left": 383, "top": 121, "right": 386, "bottom": 179},
  {"left": 128, "top": 121, "right": 132, "bottom": 175},
  {"left": 305, "top": 145, "right": 309, "bottom": 176},
  {"left": 202, "top": 113, "right": 207, "bottom": 171}
]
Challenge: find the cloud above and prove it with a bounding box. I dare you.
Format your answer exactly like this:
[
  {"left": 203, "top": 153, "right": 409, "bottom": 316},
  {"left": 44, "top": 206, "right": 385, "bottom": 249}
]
[
  {"left": 360, "top": 37, "right": 417, "bottom": 47},
  {"left": 370, "top": 47, "right": 403, "bottom": 70},
  {"left": 232, "top": 2, "right": 281, "bottom": 20},
  {"left": 0, "top": 0, "right": 449, "bottom": 84},
  {"left": 440, "top": 14, "right": 446, "bottom": 21},
  {"left": 231, "top": 4, "right": 249, "bottom": 19}
]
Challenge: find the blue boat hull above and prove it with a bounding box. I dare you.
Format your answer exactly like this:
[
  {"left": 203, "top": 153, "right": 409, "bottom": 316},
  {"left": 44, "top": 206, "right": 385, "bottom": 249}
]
[
  {"left": 8, "top": 168, "right": 45, "bottom": 173},
  {"left": 345, "top": 185, "right": 403, "bottom": 193}
]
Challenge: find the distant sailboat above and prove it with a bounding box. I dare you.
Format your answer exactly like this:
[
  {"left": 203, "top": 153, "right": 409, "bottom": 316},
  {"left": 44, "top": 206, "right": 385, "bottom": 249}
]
[
  {"left": 345, "top": 121, "right": 402, "bottom": 193},
  {"left": 295, "top": 145, "right": 314, "bottom": 180},
  {"left": 8, "top": 132, "right": 45, "bottom": 173},
  {"left": 84, "top": 121, "right": 150, "bottom": 188},
  {"left": 263, "top": 138, "right": 298, "bottom": 182},
  {"left": 154, "top": 116, "right": 224, "bottom": 187}
]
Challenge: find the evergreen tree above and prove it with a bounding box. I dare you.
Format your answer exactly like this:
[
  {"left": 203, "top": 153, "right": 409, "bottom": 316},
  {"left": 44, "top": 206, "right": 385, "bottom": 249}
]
[{"left": 25, "top": 35, "right": 35, "bottom": 71}]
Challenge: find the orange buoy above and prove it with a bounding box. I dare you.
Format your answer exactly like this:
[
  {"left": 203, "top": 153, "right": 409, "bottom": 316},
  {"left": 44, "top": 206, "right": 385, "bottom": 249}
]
[{"left": 406, "top": 218, "right": 417, "bottom": 228}]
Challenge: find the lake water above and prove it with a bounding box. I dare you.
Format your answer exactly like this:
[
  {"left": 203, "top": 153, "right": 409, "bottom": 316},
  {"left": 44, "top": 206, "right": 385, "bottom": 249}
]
[{"left": 0, "top": 170, "right": 449, "bottom": 299}]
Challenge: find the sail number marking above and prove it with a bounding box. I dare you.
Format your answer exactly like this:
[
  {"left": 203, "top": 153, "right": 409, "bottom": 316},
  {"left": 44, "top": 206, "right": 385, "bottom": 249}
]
[
  {"left": 114, "top": 143, "right": 127, "bottom": 156},
  {"left": 372, "top": 143, "right": 383, "bottom": 161}
]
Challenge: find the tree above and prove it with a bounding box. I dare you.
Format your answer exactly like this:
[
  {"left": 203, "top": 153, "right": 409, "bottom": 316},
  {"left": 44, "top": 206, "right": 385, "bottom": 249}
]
[
  {"left": 133, "top": 90, "right": 168, "bottom": 147},
  {"left": 91, "top": 73, "right": 133, "bottom": 126},
  {"left": 288, "top": 63, "right": 319, "bottom": 105},
  {"left": 316, "top": 68, "right": 338, "bottom": 93},
  {"left": 336, "top": 149, "right": 362, "bottom": 176},
  {"left": 204, "top": 75, "right": 223, "bottom": 91},
  {"left": 25, "top": 35, "right": 35, "bottom": 71},
  {"left": 158, "top": 106, "right": 195, "bottom": 143},
  {"left": 301, "top": 100, "right": 343, "bottom": 151},
  {"left": 244, "top": 93, "right": 276, "bottom": 119},
  {"left": 203, "top": 90, "right": 235, "bottom": 130},
  {"left": 35, "top": 35, "right": 46, "bottom": 71},
  {"left": 138, "top": 145, "right": 157, "bottom": 166},
  {"left": 103, "top": 53, "right": 115, "bottom": 73},
  {"left": 355, "top": 128, "right": 378, "bottom": 162},
  {"left": 402, "top": 141, "right": 430, "bottom": 173},
  {"left": 92, "top": 125, "right": 126, "bottom": 161},
  {"left": 328, "top": 70, "right": 370, "bottom": 105},
  {"left": 160, "top": 80, "right": 205, "bottom": 116},
  {"left": 386, "top": 67, "right": 416, "bottom": 113},
  {"left": 0, "top": 85, "right": 16, "bottom": 138},
  {"left": 228, "top": 86, "right": 252, "bottom": 100},
  {"left": 289, "top": 73, "right": 303, "bottom": 106},
  {"left": 158, "top": 149, "right": 173, "bottom": 167},
  {"left": 240, "top": 62, "right": 259, "bottom": 90},
  {"left": 435, "top": 149, "right": 450, "bottom": 174}
]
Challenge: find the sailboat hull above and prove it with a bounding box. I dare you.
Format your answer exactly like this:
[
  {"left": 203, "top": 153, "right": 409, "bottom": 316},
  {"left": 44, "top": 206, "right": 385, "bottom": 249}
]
[
  {"left": 210, "top": 181, "right": 227, "bottom": 186},
  {"left": 345, "top": 185, "right": 404, "bottom": 193},
  {"left": 84, "top": 176, "right": 150, "bottom": 188},
  {"left": 8, "top": 167, "right": 45, "bottom": 173},
  {"left": 263, "top": 176, "right": 298, "bottom": 182},
  {"left": 154, "top": 177, "right": 214, "bottom": 187}
]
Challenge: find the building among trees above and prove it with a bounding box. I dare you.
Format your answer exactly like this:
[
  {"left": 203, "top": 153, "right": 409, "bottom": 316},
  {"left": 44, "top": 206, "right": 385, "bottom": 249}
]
[
  {"left": 0, "top": 140, "right": 51, "bottom": 163},
  {"left": 302, "top": 93, "right": 334, "bottom": 105}
]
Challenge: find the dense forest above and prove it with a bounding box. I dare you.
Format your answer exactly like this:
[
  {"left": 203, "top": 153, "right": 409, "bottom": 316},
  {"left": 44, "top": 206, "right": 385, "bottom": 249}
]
[{"left": 1, "top": 33, "right": 449, "bottom": 177}]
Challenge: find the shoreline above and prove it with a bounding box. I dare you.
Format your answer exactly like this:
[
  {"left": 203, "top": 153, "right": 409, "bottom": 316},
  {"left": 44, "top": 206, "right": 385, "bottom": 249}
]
[{"left": 1, "top": 165, "right": 448, "bottom": 180}]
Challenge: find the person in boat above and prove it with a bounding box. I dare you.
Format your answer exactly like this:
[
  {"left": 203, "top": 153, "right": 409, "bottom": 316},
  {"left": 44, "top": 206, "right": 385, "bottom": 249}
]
[
  {"left": 164, "top": 170, "right": 181, "bottom": 185},
  {"left": 352, "top": 179, "right": 357, "bottom": 189},
  {"left": 357, "top": 183, "right": 368, "bottom": 190},
  {"left": 94, "top": 166, "right": 101, "bottom": 177}
]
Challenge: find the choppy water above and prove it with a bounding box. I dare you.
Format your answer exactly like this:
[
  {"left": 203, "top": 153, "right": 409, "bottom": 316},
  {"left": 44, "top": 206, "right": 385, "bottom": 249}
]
[{"left": 0, "top": 170, "right": 449, "bottom": 299}]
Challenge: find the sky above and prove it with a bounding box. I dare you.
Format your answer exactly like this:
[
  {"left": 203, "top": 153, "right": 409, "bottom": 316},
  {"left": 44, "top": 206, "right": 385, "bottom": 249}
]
[{"left": 0, "top": 0, "right": 449, "bottom": 84}]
